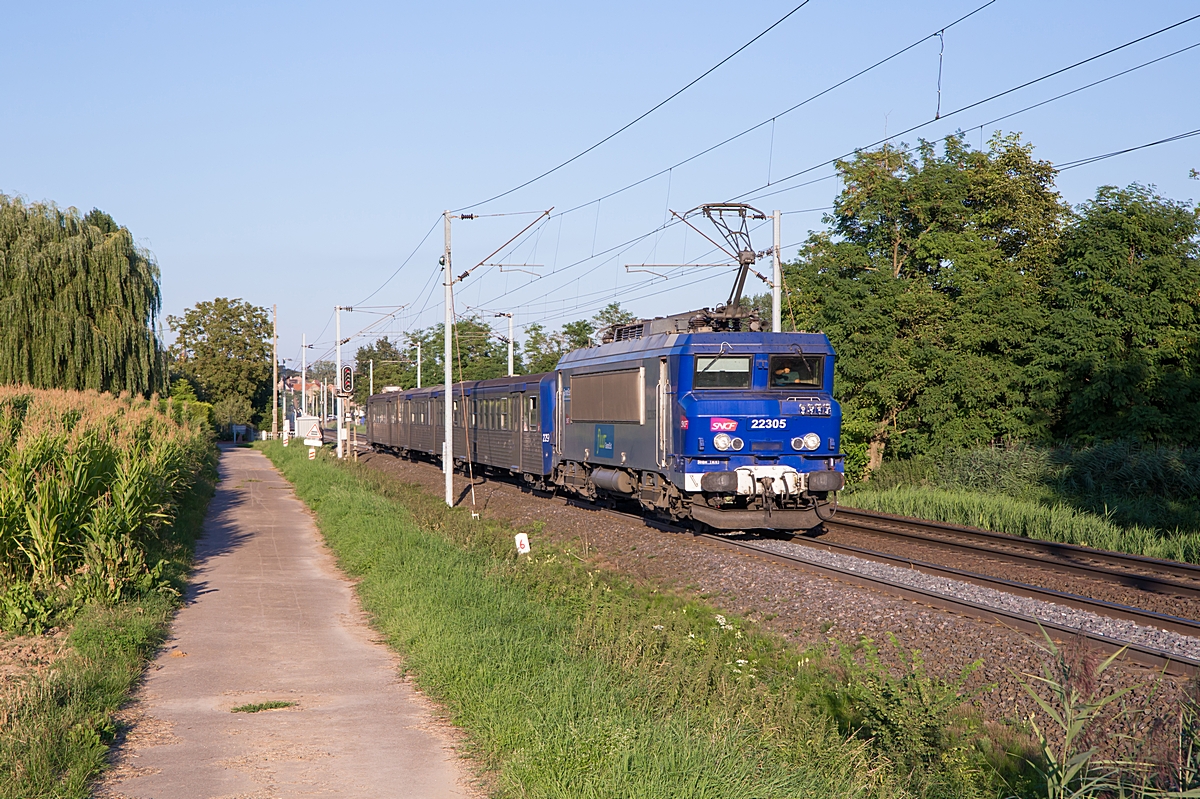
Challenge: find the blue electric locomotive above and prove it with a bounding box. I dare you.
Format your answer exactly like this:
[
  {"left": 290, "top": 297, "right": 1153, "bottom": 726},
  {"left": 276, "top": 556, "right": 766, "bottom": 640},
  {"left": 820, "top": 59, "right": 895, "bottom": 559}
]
[{"left": 365, "top": 310, "right": 844, "bottom": 532}]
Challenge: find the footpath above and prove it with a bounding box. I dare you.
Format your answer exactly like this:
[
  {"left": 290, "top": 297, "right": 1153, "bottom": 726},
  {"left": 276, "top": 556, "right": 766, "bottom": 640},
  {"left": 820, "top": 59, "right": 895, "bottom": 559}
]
[{"left": 98, "top": 446, "right": 474, "bottom": 799}]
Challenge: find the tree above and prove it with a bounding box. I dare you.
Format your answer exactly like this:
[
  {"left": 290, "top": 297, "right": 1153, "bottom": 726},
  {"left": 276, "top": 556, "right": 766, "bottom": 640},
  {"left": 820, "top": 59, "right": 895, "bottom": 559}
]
[
  {"left": 0, "top": 197, "right": 164, "bottom": 394},
  {"left": 167, "top": 298, "right": 273, "bottom": 419},
  {"left": 592, "top": 302, "right": 636, "bottom": 333},
  {"left": 522, "top": 323, "right": 563, "bottom": 374},
  {"left": 1045, "top": 185, "right": 1200, "bottom": 445},
  {"left": 786, "top": 133, "right": 1067, "bottom": 476},
  {"left": 353, "top": 337, "right": 406, "bottom": 404}
]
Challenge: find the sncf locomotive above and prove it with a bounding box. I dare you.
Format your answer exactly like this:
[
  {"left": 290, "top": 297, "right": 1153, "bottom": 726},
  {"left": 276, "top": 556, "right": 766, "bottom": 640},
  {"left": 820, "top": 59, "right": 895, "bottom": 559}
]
[{"left": 365, "top": 308, "right": 845, "bottom": 532}]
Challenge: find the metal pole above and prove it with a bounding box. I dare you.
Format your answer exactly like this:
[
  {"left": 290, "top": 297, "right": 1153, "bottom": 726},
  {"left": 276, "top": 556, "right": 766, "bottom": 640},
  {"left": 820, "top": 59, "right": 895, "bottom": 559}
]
[
  {"left": 370, "top": 359, "right": 374, "bottom": 396},
  {"left": 417, "top": 341, "right": 422, "bottom": 388},
  {"left": 301, "top": 333, "right": 307, "bottom": 416},
  {"left": 272, "top": 305, "right": 278, "bottom": 438},
  {"left": 772, "top": 210, "right": 782, "bottom": 333},
  {"left": 336, "top": 307, "right": 343, "bottom": 460},
  {"left": 508, "top": 314, "right": 514, "bottom": 376},
  {"left": 442, "top": 211, "right": 454, "bottom": 507}
]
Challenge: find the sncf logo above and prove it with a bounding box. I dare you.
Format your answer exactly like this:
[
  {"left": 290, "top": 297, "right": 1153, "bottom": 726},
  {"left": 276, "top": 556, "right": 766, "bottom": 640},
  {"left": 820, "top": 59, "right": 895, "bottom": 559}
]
[{"left": 709, "top": 417, "right": 738, "bottom": 432}]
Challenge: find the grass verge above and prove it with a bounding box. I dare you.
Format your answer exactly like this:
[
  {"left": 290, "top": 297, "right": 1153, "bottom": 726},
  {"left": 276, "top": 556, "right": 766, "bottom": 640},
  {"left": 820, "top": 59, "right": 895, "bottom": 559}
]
[
  {"left": 0, "top": 461, "right": 215, "bottom": 799},
  {"left": 260, "top": 442, "right": 1036, "bottom": 798}
]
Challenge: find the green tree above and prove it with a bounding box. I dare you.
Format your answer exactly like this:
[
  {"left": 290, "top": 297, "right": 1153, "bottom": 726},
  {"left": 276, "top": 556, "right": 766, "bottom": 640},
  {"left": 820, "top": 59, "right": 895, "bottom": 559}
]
[
  {"left": 1045, "top": 185, "right": 1200, "bottom": 445},
  {"left": 353, "top": 336, "right": 407, "bottom": 404},
  {"left": 0, "top": 197, "right": 164, "bottom": 394},
  {"left": 522, "top": 323, "right": 564, "bottom": 373},
  {"left": 167, "top": 298, "right": 273, "bottom": 419},
  {"left": 786, "top": 133, "right": 1067, "bottom": 476}
]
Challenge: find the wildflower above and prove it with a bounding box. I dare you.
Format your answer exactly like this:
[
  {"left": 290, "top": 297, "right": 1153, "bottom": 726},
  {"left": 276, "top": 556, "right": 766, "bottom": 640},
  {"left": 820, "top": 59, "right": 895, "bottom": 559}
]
[
  {"left": 715, "top": 614, "right": 726, "bottom": 626},
  {"left": 652, "top": 624, "right": 664, "bottom": 631},
  {"left": 736, "top": 659, "right": 748, "bottom": 666}
]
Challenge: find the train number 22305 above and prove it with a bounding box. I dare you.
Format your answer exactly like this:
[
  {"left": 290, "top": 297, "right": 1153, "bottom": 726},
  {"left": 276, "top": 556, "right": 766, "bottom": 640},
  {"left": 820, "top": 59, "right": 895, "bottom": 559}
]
[{"left": 749, "top": 418, "right": 787, "bottom": 429}]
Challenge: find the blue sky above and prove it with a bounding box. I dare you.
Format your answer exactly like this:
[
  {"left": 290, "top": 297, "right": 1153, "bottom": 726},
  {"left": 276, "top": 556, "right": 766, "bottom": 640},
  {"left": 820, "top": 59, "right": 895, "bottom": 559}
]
[{"left": 5, "top": 1, "right": 1198, "bottom": 368}]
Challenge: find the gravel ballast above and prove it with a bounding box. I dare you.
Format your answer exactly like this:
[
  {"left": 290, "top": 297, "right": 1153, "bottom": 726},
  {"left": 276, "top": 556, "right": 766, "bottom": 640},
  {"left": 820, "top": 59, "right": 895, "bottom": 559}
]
[
  {"left": 354, "top": 450, "right": 1190, "bottom": 738},
  {"left": 752, "top": 536, "right": 1200, "bottom": 661}
]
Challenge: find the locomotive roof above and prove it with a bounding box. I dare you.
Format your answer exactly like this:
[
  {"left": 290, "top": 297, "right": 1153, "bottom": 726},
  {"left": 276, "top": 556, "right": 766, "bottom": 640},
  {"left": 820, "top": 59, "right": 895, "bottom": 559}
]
[
  {"left": 367, "top": 331, "right": 833, "bottom": 400},
  {"left": 557, "top": 330, "right": 834, "bottom": 370}
]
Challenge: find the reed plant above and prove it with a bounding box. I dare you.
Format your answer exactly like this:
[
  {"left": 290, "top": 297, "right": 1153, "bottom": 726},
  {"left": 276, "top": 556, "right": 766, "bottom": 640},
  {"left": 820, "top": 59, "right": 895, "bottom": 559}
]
[{"left": 0, "top": 387, "right": 213, "bottom": 631}]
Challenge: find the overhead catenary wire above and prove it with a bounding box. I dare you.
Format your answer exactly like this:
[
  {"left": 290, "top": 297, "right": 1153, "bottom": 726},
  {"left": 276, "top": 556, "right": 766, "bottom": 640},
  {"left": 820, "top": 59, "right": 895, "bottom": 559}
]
[
  {"left": 1057, "top": 127, "right": 1200, "bottom": 171},
  {"left": 464, "top": 8, "right": 1200, "bottom": 318},
  {"left": 455, "top": 0, "right": 817, "bottom": 212},
  {"left": 734, "top": 11, "right": 1200, "bottom": 203},
  {"left": 367, "top": 10, "right": 1200, "bottom": 353},
  {"left": 547, "top": 0, "right": 1001, "bottom": 221}
]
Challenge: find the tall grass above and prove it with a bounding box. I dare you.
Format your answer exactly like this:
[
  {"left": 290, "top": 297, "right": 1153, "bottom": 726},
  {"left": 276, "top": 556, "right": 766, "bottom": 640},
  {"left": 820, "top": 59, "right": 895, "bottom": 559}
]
[
  {"left": 263, "top": 441, "right": 1036, "bottom": 798},
  {"left": 0, "top": 414, "right": 214, "bottom": 799},
  {"left": 843, "top": 487, "right": 1200, "bottom": 564},
  {"left": 0, "top": 387, "right": 214, "bottom": 630},
  {"left": 851, "top": 441, "right": 1200, "bottom": 563}
]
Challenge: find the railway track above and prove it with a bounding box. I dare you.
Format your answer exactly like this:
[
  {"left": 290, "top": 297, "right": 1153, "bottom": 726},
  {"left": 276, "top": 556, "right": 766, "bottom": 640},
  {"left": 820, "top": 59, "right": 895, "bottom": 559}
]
[
  {"left": 581, "top": 502, "right": 1200, "bottom": 675},
  {"left": 349, "top": 445, "right": 1200, "bottom": 675}
]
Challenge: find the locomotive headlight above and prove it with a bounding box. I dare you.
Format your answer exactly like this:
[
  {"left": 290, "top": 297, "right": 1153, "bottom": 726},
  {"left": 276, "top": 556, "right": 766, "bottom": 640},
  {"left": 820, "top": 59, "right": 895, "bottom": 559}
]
[
  {"left": 713, "top": 433, "right": 732, "bottom": 451},
  {"left": 731, "top": 437, "right": 744, "bottom": 451},
  {"left": 793, "top": 432, "right": 822, "bottom": 451}
]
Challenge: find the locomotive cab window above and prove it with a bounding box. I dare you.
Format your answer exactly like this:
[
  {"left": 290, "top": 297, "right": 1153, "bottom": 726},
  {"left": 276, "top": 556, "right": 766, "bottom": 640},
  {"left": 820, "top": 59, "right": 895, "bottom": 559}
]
[
  {"left": 693, "top": 356, "right": 751, "bottom": 389},
  {"left": 769, "top": 355, "right": 823, "bottom": 389}
]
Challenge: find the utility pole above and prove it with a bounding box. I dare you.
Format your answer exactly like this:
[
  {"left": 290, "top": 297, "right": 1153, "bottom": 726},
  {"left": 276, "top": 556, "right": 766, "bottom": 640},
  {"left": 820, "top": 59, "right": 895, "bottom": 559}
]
[
  {"left": 772, "top": 210, "right": 782, "bottom": 333},
  {"left": 417, "top": 341, "right": 422, "bottom": 388},
  {"left": 272, "top": 305, "right": 278, "bottom": 438},
  {"left": 370, "top": 359, "right": 374, "bottom": 396},
  {"left": 495, "top": 312, "right": 514, "bottom": 376},
  {"left": 301, "top": 333, "right": 307, "bottom": 416},
  {"left": 442, "top": 211, "right": 454, "bottom": 507},
  {"left": 336, "top": 306, "right": 343, "bottom": 459}
]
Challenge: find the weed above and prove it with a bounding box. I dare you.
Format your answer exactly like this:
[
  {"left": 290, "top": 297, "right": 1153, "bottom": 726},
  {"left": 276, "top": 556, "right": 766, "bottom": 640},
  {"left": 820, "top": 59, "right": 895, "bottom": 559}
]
[{"left": 231, "top": 701, "right": 295, "bottom": 713}]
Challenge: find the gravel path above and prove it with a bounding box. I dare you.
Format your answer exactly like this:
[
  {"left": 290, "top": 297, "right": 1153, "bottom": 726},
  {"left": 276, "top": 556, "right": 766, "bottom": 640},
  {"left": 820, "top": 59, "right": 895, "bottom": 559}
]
[{"left": 752, "top": 536, "right": 1200, "bottom": 661}]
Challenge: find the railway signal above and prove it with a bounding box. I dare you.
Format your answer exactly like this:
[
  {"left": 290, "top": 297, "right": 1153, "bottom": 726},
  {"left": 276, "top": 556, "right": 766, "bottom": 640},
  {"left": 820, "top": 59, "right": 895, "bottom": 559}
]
[{"left": 340, "top": 365, "right": 353, "bottom": 395}]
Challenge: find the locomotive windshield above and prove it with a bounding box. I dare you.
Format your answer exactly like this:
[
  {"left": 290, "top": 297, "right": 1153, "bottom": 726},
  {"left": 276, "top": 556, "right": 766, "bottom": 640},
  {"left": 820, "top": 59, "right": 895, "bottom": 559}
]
[
  {"left": 769, "top": 355, "right": 823, "bottom": 388},
  {"left": 694, "top": 355, "right": 751, "bottom": 389}
]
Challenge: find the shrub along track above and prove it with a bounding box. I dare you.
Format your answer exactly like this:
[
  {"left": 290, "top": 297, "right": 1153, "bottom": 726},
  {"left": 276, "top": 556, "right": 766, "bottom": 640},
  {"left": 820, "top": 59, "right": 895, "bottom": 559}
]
[{"left": 354, "top": 449, "right": 1191, "bottom": 738}]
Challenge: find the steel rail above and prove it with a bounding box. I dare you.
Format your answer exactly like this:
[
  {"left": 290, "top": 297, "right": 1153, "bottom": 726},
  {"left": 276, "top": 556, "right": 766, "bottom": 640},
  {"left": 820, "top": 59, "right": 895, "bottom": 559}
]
[
  {"left": 827, "top": 508, "right": 1200, "bottom": 599},
  {"left": 836, "top": 507, "right": 1200, "bottom": 587},
  {"left": 354, "top": 450, "right": 1200, "bottom": 675},
  {"left": 682, "top": 529, "right": 1200, "bottom": 676}
]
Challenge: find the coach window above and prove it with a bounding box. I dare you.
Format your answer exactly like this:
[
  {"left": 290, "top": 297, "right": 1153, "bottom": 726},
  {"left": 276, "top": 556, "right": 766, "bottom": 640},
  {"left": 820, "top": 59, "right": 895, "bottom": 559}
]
[
  {"left": 525, "top": 396, "right": 537, "bottom": 430},
  {"left": 768, "top": 355, "right": 823, "bottom": 389},
  {"left": 693, "top": 356, "right": 752, "bottom": 389}
]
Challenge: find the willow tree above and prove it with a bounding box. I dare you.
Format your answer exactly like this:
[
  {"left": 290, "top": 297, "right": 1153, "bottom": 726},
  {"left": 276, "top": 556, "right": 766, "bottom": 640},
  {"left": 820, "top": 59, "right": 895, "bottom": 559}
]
[{"left": 0, "top": 197, "right": 164, "bottom": 394}]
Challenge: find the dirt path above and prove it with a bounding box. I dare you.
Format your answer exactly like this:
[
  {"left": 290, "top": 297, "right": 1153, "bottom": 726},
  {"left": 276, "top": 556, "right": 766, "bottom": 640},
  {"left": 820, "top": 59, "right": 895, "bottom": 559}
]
[{"left": 97, "top": 447, "right": 477, "bottom": 799}]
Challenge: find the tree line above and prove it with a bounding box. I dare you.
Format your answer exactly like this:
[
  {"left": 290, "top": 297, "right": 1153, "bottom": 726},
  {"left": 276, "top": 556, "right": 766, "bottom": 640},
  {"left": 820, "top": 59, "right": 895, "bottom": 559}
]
[
  {"left": 777, "top": 133, "right": 1199, "bottom": 477},
  {"left": 4, "top": 132, "right": 1195, "bottom": 467}
]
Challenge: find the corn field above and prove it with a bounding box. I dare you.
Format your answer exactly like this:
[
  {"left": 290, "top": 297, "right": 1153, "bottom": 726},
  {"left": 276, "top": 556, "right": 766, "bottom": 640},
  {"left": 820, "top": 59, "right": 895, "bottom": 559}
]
[{"left": 0, "top": 387, "right": 213, "bottom": 631}]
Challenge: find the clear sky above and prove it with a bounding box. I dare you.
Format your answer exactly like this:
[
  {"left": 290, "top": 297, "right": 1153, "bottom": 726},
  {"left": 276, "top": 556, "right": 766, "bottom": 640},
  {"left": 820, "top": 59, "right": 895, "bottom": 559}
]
[{"left": 5, "top": 1, "right": 1198, "bottom": 369}]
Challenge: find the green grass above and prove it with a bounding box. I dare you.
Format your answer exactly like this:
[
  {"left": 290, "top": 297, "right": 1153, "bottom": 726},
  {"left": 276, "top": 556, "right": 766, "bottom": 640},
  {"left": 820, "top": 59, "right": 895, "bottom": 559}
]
[
  {"left": 231, "top": 701, "right": 295, "bottom": 713},
  {"left": 260, "top": 441, "right": 1031, "bottom": 798},
  {"left": 843, "top": 485, "right": 1200, "bottom": 565},
  {"left": 0, "top": 460, "right": 215, "bottom": 799}
]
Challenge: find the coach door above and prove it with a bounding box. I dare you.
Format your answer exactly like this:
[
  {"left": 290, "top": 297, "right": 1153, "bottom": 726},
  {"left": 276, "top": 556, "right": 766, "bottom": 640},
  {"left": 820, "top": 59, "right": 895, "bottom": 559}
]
[{"left": 656, "top": 357, "right": 670, "bottom": 467}]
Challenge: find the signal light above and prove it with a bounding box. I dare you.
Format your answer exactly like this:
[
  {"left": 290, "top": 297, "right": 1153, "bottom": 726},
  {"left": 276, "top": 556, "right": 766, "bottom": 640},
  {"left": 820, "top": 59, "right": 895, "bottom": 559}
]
[{"left": 340, "top": 365, "right": 353, "bottom": 394}]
